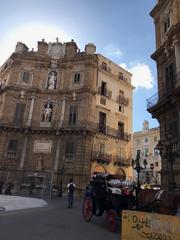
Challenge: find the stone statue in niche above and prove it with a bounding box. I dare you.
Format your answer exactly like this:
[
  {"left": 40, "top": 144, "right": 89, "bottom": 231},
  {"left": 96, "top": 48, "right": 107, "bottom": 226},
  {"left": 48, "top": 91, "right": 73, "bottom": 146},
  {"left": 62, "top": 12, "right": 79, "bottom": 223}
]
[
  {"left": 47, "top": 71, "right": 57, "bottom": 90},
  {"left": 36, "top": 158, "right": 43, "bottom": 171},
  {"left": 43, "top": 103, "right": 53, "bottom": 122}
]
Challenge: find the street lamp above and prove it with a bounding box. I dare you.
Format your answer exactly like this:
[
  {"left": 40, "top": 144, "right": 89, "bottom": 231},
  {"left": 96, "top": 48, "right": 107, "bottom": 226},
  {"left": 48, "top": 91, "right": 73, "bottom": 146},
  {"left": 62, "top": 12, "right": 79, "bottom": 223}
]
[{"left": 131, "top": 150, "right": 147, "bottom": 194}]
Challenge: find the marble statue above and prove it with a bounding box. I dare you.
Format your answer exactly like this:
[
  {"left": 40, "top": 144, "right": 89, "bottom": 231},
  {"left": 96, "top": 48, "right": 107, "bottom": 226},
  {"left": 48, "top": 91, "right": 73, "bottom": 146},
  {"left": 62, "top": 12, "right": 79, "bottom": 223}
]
[
  {"left": 47, "top": 71, "right": 57, "bottom": 90},
  {"left": 43, "top": 103, "right": 52, "bottom": 122}
]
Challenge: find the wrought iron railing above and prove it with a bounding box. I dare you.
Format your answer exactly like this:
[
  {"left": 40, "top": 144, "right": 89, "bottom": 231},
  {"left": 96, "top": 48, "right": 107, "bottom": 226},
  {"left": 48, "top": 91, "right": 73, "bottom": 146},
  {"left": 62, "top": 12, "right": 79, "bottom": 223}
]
[
  {"left": 113, "top": 156, "right": 130, "bottom": 166},
  {"left": 92, "top": 151, "right": 112, "bottom": 164},
  {"left": 0, "top": 118, "right": 131, "bottom": 141},
  {"left": 97, "top": 86, "right": 112, "bottom": 99},
  {"left": 146, "top": 92, "right": 159, "bottom": 109},
  {"left": 116, "top": 95, "right": 129, "bottom": 106},
  {"left": 147, "top": 79, "right": 179, "bottom": 110}
]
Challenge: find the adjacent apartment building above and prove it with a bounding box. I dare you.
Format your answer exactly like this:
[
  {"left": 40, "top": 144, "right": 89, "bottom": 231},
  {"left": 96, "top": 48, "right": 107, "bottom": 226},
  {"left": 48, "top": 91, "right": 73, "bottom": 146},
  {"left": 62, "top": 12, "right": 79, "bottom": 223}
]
[
  {"left": 147, "top": 0, "right": 180, "bottom": 190},
  {"left": 0, "top": 39, "right": 134, "bottom": 191},
  {"left": 133, "top": 121, "right": 161, "bottom": 185}
]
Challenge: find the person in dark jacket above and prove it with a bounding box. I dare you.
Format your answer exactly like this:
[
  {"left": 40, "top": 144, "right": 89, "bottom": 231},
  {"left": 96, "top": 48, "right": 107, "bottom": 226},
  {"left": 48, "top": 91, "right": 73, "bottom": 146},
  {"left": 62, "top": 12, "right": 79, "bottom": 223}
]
[
  {"left": 67, "top": 178, "right": 75, "bottom": 208},
  {"left": 5, "top": 182, "right": 14, "bottom": 195},
  {"left": 29, "top": 181, "right": 35, "bottom": 197},
  {"left": 0, "top": 180, "right": 4, "bottom": 194}
]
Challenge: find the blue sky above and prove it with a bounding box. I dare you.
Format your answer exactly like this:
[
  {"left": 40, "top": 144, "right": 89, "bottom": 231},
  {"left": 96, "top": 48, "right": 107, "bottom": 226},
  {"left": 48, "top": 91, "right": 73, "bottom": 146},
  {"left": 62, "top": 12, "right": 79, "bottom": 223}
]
[{"left": 0, "top": 0, "right": 158, "bottom": 132}]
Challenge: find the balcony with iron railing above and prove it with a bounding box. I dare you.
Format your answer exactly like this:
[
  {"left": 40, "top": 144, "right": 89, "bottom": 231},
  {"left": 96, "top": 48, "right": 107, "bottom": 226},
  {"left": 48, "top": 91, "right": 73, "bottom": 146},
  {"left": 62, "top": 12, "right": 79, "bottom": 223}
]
[
  {"left": 98, "top": 124, "right": 131, "bottom": 141},
  {"left": 116, "top": 95, "right": 129, "bottom": 106},
  {"left": 147, "top": 78, "right": 180, "bottom": 111},
  {"left": 0, "top": 118, "right": 131, "bottom": 141},
  {"left": 113, "top": 156, "right": 130, "bottom": 167},
  {"left": 97, "top": 86, "right": 112, "bottom": 99},
  {"left": 92, "top": 151, "right": 112, "bottom": 165}
]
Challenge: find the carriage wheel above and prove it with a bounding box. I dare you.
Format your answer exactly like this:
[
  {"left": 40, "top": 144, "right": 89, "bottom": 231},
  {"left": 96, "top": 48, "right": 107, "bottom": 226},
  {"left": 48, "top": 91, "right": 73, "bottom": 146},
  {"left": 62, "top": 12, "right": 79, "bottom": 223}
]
[
  {"left": 82, "top": 197, "right": 93, "bottom": 222},
  {"left": 106, "top": 209, "right": 118, "bottom": 232}
]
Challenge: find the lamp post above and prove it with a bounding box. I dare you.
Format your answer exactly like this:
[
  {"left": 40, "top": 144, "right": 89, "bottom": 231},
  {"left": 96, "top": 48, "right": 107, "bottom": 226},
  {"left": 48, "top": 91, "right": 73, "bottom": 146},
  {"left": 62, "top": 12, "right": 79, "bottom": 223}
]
[{"left": 131, "top": 150, "right": 147, "bottom": 194}]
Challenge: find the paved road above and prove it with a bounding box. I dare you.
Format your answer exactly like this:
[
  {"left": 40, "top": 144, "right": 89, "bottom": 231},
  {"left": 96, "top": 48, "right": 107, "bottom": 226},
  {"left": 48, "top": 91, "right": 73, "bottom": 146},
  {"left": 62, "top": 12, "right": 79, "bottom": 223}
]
[{"left": 0, "top": 197, "right": 120, "bottom": 240}]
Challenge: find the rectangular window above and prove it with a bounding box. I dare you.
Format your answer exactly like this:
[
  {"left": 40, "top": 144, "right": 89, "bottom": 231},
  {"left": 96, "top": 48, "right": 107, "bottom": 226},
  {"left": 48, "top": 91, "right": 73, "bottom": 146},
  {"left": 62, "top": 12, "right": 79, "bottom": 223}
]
[
  {"left": 69, "top": 106, "right": 77, "bottom": 124},
  {"left": 99, "top": 143, "right": 105, "bottom": 154},
  {"left": 102, "top": 62, "right": 107, "bottom": 70},
  {"left": 164, "top": 17, "right": 170, "bottom": 33},
  {"left": 118, "top": 121, "right": 124, "bottom": 138},
  {"left": 21, "top": 71, "right": 32, "bottom": 84},
  {"left": 13, "top": 103, "right": 26, "bottom": 123},
  {"left": 119, "top": 72, "right": 123, "bottom": 80},
  {"left": 119, "top": 105, "right": 124, "bottom": 113},
  {"left": 101, "top": 81, "right": 107, "bottom": 96},
  {"left": 154, "top": 149, "right": 159, "bottom": 157},
  {"left": 74, "top": 73, "right": 81, "bottom": 84},
  {"left": 99, "top": 112, "right": 106, "bottom": 133},
  {"left": 169, "top": 118, "right": 179, "bottom": 138},
  {"left": 155, "top": 162, "right": 159, "bottom": 167},
  {"left": 154, "top": 136, "right": 158, "bottom": 142},
  {"left": 7, "top": 139, "right": 18, "bottom": 160},
  {"left": 65, "top": 142, "right": 75, "bottom": 162},
  {"left": 144, "top": 148, "right": 149, "bottom": 157},
  {"left": 165, "top": 63, "right": 175, "bottom": 92}
]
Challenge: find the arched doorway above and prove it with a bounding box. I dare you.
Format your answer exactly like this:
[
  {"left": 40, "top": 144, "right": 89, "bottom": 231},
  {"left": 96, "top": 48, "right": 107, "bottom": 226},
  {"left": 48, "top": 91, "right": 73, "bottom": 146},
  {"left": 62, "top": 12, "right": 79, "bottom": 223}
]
[
  {"left": 115, "top": 168, "right": 126, "bottom": 180},
  {"left": 92, "top": 164, "right": 107, "bottom": 175}
]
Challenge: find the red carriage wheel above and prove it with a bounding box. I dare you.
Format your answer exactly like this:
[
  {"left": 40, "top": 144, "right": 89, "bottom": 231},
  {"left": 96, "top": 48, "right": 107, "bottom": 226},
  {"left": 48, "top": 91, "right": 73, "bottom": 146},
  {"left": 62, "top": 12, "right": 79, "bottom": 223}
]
[
  {"left": 82, "top": 197, "right": 93, "bottom": 222},
  {"left": 106, "top": 209, "right": 118, "bottom": 232}
]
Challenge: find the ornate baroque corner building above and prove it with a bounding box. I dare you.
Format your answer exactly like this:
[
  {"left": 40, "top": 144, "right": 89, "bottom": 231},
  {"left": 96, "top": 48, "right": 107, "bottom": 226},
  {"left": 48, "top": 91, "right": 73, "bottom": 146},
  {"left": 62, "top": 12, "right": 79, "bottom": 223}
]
[
  {"left": 147, "top": 0, "right": 180, "bottom": 190},
  {"left": 0, "top": 39, "right": 134, "bottom": 192}
]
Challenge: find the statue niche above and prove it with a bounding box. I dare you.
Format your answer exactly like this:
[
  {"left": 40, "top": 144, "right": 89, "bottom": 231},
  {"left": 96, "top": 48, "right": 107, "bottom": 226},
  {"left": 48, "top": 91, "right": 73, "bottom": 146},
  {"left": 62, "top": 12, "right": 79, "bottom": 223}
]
[
  {"left": 46, "top": 70, "right": 57, "bottom": 90},
  {"left": 42, "top": 103, "right": 53, "bottom": 122}
]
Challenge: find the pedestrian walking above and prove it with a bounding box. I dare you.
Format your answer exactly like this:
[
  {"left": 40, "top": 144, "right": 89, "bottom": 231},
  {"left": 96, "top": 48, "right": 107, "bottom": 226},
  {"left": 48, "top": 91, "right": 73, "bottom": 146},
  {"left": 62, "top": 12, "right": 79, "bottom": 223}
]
[
  {"left": 0, "top": 180, "right": 4, "bottom": 194},
  {"left": 29, "top": 181, "right": 35, "bottom": 197},
  {"left": 67, "top": 178, "right": 75, "bottom": 208},
  {"left": 5, "top": 182, "right": 14, "bottom": 195}
]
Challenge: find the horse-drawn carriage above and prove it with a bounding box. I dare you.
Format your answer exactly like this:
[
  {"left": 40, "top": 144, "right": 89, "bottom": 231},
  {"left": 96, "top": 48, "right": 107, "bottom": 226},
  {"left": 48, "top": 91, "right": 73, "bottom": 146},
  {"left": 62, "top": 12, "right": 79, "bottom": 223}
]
[
  {"left": 82, "top": 173, "right": 180, "bottom": 232},
  {"left": 82, "top": 174, "right": 136, "bottom": 231}
]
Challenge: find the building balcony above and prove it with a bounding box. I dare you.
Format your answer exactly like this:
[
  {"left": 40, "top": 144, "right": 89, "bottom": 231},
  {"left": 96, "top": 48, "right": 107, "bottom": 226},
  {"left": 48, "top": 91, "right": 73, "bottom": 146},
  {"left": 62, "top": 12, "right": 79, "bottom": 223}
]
[
  {"left": 116, "top": 95, "right": 129, "bottom": 106},
  {"left": 146, "top": 92, "right": 159, "bottom": 109},
  {"left": 113, "top": 156, "right": 130, "bottom": 167},
  {"left": 97, "top": 87, "right": 112, "bottom": 99},
  {"left": 98, "top": 124, "right": 131, "bottom": 141},
  {"left": 0, "top": 118, "right": 131, "bottom": 141},
  {"left": 92, "top": 151, "right": 112, "bottom": 164},
  {"left": 147, "top": 83, "right": 180, "bottom": 111}
]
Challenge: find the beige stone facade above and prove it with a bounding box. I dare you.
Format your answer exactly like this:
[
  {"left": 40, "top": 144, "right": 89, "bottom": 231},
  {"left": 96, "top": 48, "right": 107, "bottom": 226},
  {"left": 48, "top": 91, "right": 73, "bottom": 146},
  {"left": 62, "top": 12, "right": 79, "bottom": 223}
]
[
  {"left": 0, "top": 39, "right": 133, "bottom": 192},
  {"left": 133, "top": 121, "right": 161, "bottom": 185},
  {"left": 147, "top": 0, "right": 180, "bottom": 190}
]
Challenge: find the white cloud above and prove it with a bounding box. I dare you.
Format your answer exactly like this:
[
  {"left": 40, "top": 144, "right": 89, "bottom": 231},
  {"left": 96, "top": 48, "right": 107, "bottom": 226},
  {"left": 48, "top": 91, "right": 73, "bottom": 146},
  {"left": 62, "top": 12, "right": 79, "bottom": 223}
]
[
  {"left": 120, "top": 62, "right": 154, "bottom": 90},
  {"left": 104, "top": 43, "right": 123, "bottom": 57},
  {"left": 0, "top": 24, "right": 70, "bottom": 65}
]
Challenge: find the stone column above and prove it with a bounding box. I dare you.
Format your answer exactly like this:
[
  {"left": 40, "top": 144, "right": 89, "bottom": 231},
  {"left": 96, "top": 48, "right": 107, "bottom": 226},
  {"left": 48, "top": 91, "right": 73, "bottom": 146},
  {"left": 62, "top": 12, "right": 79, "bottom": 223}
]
[
  {"left": 19, "top": 136, "right": 28, "bottom": 169},
  {"left": 175, "top": 43, "right": 180, "bottom": 86},
  {"left": 59, "top": 97, "right": 66, "bottom": 128},
  {"left": 26, "top": 96, "right": 36, "bottom": 127},
  {"left": 54, "top": 138, "right": 61, "bottom": 171}
]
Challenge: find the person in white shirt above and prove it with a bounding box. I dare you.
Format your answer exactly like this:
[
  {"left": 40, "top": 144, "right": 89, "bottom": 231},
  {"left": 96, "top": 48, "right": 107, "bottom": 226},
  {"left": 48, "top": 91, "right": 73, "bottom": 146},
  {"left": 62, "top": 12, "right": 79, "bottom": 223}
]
[{"left": 67, "top": 178, "right": 75, "bottom": 208}]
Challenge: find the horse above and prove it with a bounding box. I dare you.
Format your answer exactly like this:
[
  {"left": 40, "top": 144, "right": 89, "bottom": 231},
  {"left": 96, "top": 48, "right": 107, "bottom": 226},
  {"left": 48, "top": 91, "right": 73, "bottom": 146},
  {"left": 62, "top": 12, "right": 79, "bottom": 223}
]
[{"left": 136, "top": 189, "right": 180, "bottom": 215}]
